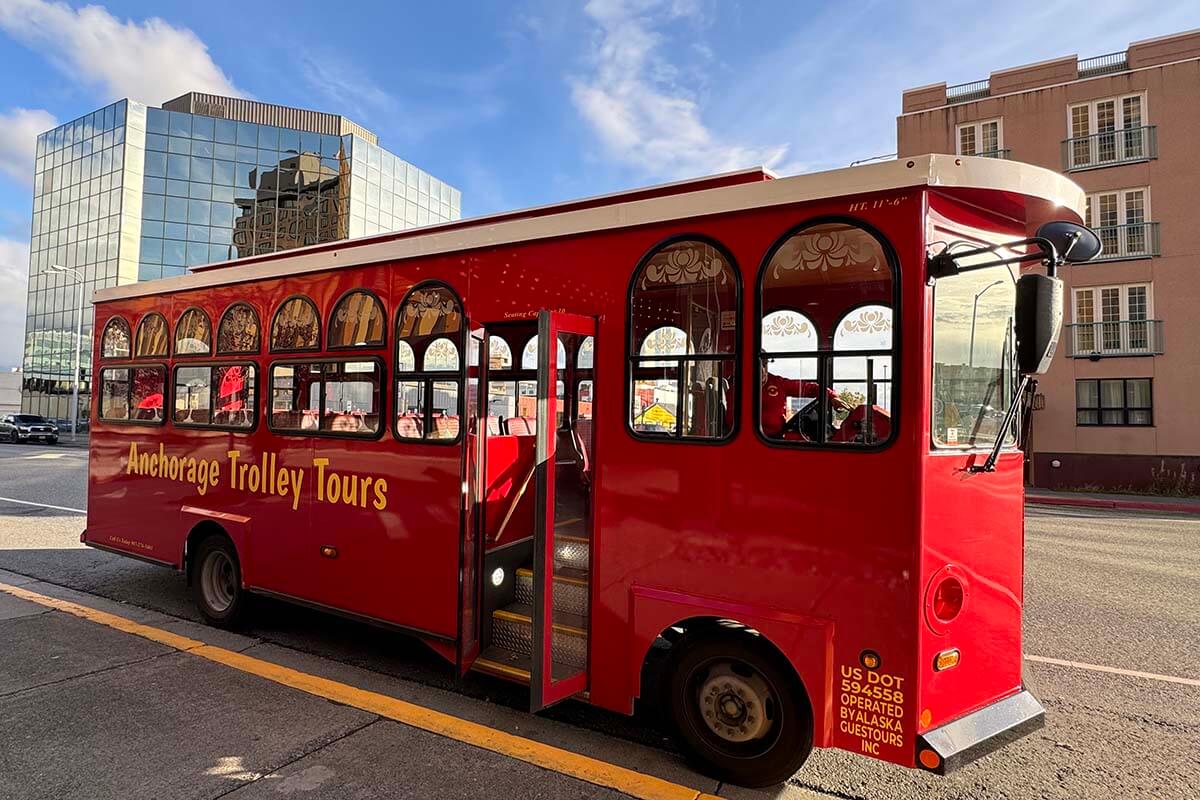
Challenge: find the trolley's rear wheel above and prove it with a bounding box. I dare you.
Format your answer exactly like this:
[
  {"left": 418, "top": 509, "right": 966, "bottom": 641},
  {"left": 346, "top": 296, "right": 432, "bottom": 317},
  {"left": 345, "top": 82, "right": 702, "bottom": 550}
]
[
  {"left": 192, "top": 535, "right": 246, "bottom": 628},
  {"left": 665, "top": 631, "right": 812, "bottom": 788}
]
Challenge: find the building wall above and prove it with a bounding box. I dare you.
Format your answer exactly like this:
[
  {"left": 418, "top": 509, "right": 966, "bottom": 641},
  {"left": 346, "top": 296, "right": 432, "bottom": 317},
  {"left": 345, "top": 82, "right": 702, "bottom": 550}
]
[
  {"left": 897, "top": 30, "right": 1200, "bottom": 490},
  {"left": 21, "top": 96, "right": 461, "bottom": 422}
]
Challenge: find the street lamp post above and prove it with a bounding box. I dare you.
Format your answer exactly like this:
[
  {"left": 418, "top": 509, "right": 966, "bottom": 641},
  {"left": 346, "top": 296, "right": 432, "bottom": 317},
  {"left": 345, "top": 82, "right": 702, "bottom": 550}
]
[
  {"left": 968, "top": 279, "right": 1005, "bottom": 368},
  {"left": 47, "top": 264, "right": 84, "bottom": 441}
]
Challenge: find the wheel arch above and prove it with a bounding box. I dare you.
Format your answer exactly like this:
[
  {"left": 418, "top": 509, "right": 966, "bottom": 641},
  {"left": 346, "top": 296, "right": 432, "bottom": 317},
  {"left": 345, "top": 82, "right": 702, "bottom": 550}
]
[
  {"left": 628, "top": 587, "right": 835, "bottom": 747},
  {"left": 180, "top": 507, "right": 251, "bottom": 586}
]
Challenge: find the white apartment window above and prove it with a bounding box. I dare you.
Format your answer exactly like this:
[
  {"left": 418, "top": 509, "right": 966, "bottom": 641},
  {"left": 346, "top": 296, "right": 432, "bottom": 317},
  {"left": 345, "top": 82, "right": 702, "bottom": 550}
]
[
  {"left": 1084, "top": 188, "right": 1151, "bottom": 259},
  {"left": 956, "top": 119, "right": 1003, "bottom": 157},
  {"left": 1073, "top": 283, "right": 1154, "bottom": 355},
  {"left": 1067, "top": 93, "right": 1148, "bottom": 169}
]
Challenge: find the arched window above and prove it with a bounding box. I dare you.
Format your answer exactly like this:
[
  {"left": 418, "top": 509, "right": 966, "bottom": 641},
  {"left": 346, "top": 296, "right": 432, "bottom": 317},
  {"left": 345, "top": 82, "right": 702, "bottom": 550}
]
[
  {"left": 101, "top": 317, "right": 130, "bottom": 359},
  {"left": 628, "top": 237, "right": 738, "bottom": 440},
  {"left": 489, "top": 336, "right": 513, "bottom": 369},
  {"left": 271, "top": 296, "right": 320, "bottom": 352},
  {"left": 328, "top": 290, "right": 385, "bottom": 348},
  {"left": 394, "top": 282, "right": 463, "bottom": 442},
  {"left": 758, "top": 221, "right": 896, "bottom": 446},
  {"left": 522, "top": 335, "right": 566, "bottom": 370},
  {"left": 134, "top": 312, "right": 168, "bottom": 358},
  {"left": 217, "top": 302, "right": 260, "bottom": 354},
  {"left": 174, "top": 308, "right": 211, "bottom": 356}
]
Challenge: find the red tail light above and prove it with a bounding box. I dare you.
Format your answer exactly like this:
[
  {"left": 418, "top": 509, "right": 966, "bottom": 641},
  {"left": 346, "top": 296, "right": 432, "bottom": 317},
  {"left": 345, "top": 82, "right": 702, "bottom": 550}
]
[{"left": 932, "top": 577, "right": 964, "bottom": 622}]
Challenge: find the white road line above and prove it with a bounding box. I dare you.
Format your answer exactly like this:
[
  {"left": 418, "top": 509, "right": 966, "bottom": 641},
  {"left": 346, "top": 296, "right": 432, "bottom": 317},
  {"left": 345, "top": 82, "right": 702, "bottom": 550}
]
[
  {"left": 1026, "top": 654, "right": 1200, "bottom": 687},
  {"left": 0, "top": 496, "right": 85, "bottom": 514}
]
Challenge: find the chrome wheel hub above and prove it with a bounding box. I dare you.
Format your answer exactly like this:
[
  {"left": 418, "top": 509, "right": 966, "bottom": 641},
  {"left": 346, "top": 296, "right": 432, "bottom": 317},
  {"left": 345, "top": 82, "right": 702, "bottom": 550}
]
[
  {"left": 698, "top": 663, "right": 772, "bottom": 743},
  {"left": 201, "top": 550, "right": 236, "bottom": 613}
]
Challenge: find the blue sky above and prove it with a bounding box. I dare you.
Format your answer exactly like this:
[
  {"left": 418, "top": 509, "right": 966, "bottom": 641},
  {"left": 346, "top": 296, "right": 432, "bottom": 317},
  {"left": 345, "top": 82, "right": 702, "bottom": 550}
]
[{"left": 0, "top": 0, "right": 1195, "bottom": 367}]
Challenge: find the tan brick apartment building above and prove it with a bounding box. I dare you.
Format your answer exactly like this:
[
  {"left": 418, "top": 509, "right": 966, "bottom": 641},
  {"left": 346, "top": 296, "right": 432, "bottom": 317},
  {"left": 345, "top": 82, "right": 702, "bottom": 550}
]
[{"left": 898, "top": 29, "right": 1200, "bottom": 491}]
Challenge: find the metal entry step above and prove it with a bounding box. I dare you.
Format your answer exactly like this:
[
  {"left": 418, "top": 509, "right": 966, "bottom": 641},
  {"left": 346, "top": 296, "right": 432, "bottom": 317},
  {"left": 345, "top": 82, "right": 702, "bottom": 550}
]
[
  {"left": 553, "top": 534, "right": 589, "bottom": 571},
  {"left": 515, "top": 567, "right": 588, "bottom": 617},
  {"left": 490, "top": 603, "right": 587, "bottom": 670}
]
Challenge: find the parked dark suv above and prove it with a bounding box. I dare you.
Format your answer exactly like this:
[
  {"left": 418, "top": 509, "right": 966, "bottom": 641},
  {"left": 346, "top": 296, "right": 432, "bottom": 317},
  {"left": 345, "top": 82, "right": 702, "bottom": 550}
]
[{"left": 0, "top": 414, "right": 59, "bottom": 444}]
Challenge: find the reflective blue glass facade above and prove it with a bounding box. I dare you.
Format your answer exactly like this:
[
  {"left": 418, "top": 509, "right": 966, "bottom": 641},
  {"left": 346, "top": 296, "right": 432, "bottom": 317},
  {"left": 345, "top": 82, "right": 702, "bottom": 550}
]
[{"left": 21, "top": 98, "right": 460, "bottom": 420}]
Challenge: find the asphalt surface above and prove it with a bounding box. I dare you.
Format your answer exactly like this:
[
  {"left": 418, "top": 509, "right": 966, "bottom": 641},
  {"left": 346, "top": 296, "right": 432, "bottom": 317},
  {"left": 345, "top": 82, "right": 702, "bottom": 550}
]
[{"left": 0, "top": 441, "right": 1197, "bottom": 799}]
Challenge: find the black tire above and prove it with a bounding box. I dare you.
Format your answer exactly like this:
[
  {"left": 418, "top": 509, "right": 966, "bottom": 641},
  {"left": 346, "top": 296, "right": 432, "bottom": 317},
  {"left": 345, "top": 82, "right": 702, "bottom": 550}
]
[
  {"left": 47, "top": 437, "right": 58, "bottom": 445},
  {"left": 191, "top": 535, "right": 247, "bottom": 628},
  {"left": 664, "top": 631, "right": 813, "bottom": 788},
  {"left": 8, "top": 431, "right": 17, "bottom": 444}
]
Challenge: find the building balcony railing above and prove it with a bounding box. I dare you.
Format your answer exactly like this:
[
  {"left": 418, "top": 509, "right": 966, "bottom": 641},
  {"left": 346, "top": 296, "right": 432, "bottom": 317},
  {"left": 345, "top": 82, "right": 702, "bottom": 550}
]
[
  {"left": 946, "top": 79, "right": 990, "bottom": 104},
  {"left": 1077, "top": 50, "right": 1129, "bottom": 78},
  {"left": 1067, "top": 320, "right": 1163, "bottom": 358},
  {"left": 968, "top": 148, "right": 1011, "bottom": 159},
  {"left": 1092, "top": 222, "right": 1160, "bottom": 261},
  {"left": 1062, "top": 126, "right": 1157, "bottom": 171}
]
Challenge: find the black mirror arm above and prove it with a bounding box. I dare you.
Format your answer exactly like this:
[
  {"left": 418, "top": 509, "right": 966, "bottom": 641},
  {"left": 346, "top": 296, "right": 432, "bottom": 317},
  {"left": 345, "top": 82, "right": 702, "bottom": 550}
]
[
  {"left": 929, "top": 237, "right": 1060, "bottom": 281},
  {"left": 968, "top": 374, "right": 1030, "bottom": 474}
]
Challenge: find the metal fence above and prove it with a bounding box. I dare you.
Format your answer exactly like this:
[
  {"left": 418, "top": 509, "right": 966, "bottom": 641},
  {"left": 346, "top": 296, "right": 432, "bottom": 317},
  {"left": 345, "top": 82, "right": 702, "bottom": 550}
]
[
  {"left": 1078, "top": 51, "right": 1129, "bottom": 78},
  {"left": 946, "top": 79, "right": 990, "bottom": 104},
  {"left": 1092, "top": 222, "right": 1161, "bottom": 261}
]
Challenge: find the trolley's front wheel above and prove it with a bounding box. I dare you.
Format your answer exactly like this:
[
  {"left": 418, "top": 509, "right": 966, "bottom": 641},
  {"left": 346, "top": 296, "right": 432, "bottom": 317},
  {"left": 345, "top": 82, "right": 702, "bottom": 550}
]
[
  {"left": 192, "top": 535, "right": 247, "bottom": 628},
  {"left": 665, "top": 631, "right": 813, "bottom": 788}
]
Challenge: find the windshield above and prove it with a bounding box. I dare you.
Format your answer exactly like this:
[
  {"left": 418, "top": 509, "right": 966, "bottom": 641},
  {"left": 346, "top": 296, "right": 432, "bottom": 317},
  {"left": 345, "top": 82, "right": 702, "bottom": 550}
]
[
  {"left": 13, "top": 415, "right": 49, "bottom": 424},
  {"left": 932, "top": 263, "right": 1017, "bottom": 448}
]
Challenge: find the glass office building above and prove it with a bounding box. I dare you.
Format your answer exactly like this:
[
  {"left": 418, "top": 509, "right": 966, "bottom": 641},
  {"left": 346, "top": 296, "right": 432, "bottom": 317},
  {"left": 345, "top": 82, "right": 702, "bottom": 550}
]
[{"left": 21, "top": 93, "right": 460, "bottom": 421}]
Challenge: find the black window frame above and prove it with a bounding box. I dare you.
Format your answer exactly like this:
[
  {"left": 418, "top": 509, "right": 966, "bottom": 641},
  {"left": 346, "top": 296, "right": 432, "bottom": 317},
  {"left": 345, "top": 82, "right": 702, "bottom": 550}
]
[
  {"left": 134, "top": 312, "right": 170, "bottom": 358},
  {"left": 327, "top": 288, "right": 387, "bottom": 350},
  {"left": 97, "top": 364, "right": 167, "bottom": 427},
  {"left": 173, "top": 306, "right": 213, "bottom": 358},
  {"left": 624, "top": 233, "right": 742, "bottom": 445},
  {"left": 215, "top": 301, "right": 262, "bottom": 356},
  {"left": 266, "top": 357, "right": 387, "bottom": 440},
  {"left": 392, "top": 280, "right": 466, "bottom": 446},
  {"left": 1075, "top": 378, "right": 1153, "bottom": 427},
  {"left": 171, "top": 361, "right": 260, "bottom": 432},
  {"left": 269, "top": 294, "right": 322, "bottom": 354},
  {"left": 753, "top": 216, "right": 901, "bottom": 451}
]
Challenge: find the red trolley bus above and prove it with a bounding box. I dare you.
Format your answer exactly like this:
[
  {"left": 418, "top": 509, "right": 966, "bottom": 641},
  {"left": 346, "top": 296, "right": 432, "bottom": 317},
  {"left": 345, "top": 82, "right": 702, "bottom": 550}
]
[{"left": 84, "top": 155, "right": 1095, "bottom": 786}]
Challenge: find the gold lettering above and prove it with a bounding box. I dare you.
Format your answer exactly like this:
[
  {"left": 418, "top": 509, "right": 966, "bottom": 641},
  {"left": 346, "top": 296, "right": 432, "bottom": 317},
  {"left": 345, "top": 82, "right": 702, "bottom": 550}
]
[
  {"left": 289, "top": 468, "right": 304, "bottom": 511},
  {"left": 126, "top": 442, "right": 139, "bottom": 474},
  {"left": 227, "top": 450, "right": 241, "bottom": 488},
  {"left": 313, "top": 458, "right": 329, "bottom": 501},
  {"left": 373, "top": 478, "right": 387, "bottom": 511}
]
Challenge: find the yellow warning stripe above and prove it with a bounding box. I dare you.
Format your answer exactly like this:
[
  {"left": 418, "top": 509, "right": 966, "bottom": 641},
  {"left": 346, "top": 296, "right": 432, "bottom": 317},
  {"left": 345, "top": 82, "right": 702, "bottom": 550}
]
[
  {"left": 0, "top": 581, "right": 718, "bottom": 800},
  {"left": 494, "top": 608, "right": 587, "bottom": 637}
]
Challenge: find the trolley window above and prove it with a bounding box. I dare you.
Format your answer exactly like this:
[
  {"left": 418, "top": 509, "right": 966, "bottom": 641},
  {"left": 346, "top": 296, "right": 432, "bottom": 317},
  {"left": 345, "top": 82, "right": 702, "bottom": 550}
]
[
  {"left": 99, "top": 366, "right": 165, "bottom": 424},
  {"left": 271, "top": 296, "right": 321, "bottom": 352},
  {"left": 627, "top": 237, "right": 739, "bottom": 441},
  {"left": 394, "top": 282, "right": 464, "bottom": 442},
  {"left": 134, "top": 313, "right": 169, "bottom": 358},
  {"left": 217, "top": 302, "right": 261, "bottom": 354},
  {"left": 758, "top": 221, "right": 896, "bottom": 447},
  {"left": 174, "top": 308, "right": 212, "bottom": 356},
  {"left": 269, "top": 360, "right": 382, "bottom": 437},
  {"left": 173, "top": 364, "right": 257, "bottom": 429},
  {"left": 101, "top": 317, "right": 131, "bottom": 359},
  {"left": 329, "top": 290, "right": 385, "bottom": 348}
]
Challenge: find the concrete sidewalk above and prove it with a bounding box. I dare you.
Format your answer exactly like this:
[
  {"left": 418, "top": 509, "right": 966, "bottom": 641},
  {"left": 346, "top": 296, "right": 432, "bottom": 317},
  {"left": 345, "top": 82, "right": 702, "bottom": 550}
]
[{"left": 1026, "top": 488, "right": 1200, "bottom": 515}]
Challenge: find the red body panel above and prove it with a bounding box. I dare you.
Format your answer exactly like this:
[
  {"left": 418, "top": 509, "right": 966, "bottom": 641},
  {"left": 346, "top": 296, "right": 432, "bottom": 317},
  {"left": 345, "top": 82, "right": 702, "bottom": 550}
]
[{"left": 86, "top": 175, "right": 1060, "bottom": 770}]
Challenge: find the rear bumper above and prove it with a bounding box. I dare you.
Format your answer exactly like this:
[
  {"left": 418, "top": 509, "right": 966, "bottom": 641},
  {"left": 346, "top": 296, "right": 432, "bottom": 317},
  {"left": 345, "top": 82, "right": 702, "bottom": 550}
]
[{"left": 916, "top": 689, "right": 1044, "bottom": 774}]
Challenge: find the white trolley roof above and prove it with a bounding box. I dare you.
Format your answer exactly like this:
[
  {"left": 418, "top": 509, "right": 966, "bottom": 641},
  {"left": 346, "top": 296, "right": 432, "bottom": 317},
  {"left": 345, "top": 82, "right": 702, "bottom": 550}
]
[{"left": 96, "top": 154, "right": 1085, "bottom": 304}]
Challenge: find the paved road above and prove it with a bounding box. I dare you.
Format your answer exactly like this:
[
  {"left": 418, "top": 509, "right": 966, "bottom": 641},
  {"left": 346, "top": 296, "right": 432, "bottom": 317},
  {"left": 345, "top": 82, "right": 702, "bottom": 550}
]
[{"left": 0, "top": 442, "right": 1197, "bottom": 799}]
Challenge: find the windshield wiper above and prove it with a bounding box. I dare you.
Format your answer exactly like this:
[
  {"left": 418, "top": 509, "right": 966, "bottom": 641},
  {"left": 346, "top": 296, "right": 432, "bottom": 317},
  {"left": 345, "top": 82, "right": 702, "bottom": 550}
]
[{"left": 969, "top": 375, "right": 1029, "bottom": 473}]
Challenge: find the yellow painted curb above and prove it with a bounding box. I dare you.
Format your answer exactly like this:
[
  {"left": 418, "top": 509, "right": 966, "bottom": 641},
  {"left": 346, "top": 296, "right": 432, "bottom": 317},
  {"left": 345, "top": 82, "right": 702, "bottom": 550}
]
[{"left": 0, "top": 581, "right": 721, "bottom": 800}]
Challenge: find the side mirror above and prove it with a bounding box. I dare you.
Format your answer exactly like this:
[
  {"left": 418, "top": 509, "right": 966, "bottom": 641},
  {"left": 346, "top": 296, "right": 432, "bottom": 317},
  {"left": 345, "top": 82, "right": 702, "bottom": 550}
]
[
  {"left": 1035, "top": 221, "right": 1103, "bottom": 264},
  {"left": 1016, "top": 273, "right": 1063, "bottom": 375}
]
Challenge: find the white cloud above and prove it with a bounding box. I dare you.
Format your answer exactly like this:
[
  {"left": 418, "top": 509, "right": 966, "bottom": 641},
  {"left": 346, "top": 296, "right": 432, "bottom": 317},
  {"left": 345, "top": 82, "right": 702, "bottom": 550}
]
[
  {"left": 0, "top": 0, "right": 244, "bottom": 104},
  {"left": 570, "top": 0, "right": 787, "bottom": 179},
  {"left": 0, "top": 237, "right": 30, "bottom": 369},
  {"left": 0, "top": 108, "right": 57, "bottom": 186}
]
